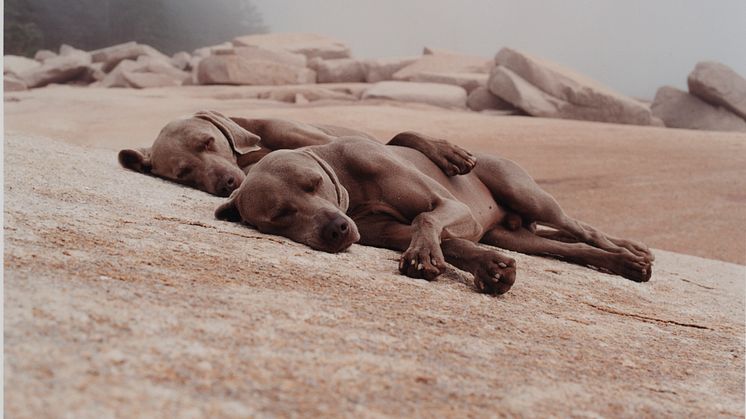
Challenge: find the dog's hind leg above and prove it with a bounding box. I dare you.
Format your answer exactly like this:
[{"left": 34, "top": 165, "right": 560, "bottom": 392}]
[
  {"left": 472, "top": 154, "right": 653, "bottom": 262},
  {"left": 480, "top": 226, "right": 652, "bottom": 282}
]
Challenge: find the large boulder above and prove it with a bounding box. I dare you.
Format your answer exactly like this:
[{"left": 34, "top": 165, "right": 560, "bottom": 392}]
[
  {"left": 467, "top": 86, "right": 516, "bottom": 112},
  {"left": 362, "top": 81, "right": 467, "bottom": 108},
  {"left": 489, "top": 48, "right": 655, "bottom": 125},
  {"left": 362, "top": 56, "right": 418, "bottom": 83},
  {"left": 196, "top": 54, "right": 316, "bottom": 85},
  {"left": 313, "top": 58, "right": 365, "bottom": 83},
  {"left": 171, "top": 52, "right": 192, "bottom": 71},
  {"left": 192, "top": 42, "right": 234, "bottom": 59},
  {"left": 34, "top": 49, "right": 57, "bottom": 62},
  {"left": 232, "top": 46, "right": 307, "bottom": 68},
  {"left": 651, "top": 86, "right": 746, "bottom": 132},
  {"left": 393, "top": 53, "right": 491, "bottom": 81},
  {"left": 4, "top": 55, "right": 41, "bottom": 76},
  {"left": 121, "top": 72, "right": 182, "bottom": 89},
  {"left": 4, "top": 75, "right": 28, "bottom": 92},
  {"left": 232, "top": 33, "right": 351, "bottom": 60},
  {"left": 17, "top": 54, "right": 92, "bottom": 88},
  {"left": 687, "top": 61, "right": 746, "bottom": 120},
  {"left": 99, "top": 57, "right": 189, "bottom": 89},
  {"left": 407, "top": 71, "right": 488, "bottom": 93},
  {"left": 90, "top": 42, "right": 170, "bottom": 72}
]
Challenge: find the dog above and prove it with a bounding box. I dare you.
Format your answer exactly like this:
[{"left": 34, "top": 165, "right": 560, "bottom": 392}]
[
  {"left": 118, "top": 110, "right": 477, "bottom": 196},
  {"left": 215, "top": 137, "right": 654, "bottom": 295}
]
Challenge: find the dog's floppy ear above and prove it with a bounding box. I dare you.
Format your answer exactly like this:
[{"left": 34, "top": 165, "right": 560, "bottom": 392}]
[
  {"left": 118, "top": 148, "right": 152, "bottom": 173},
  {"left": 215, "top": 193, "right": 242, "bottom": 222},
  {"left": 194, "top": 110, "right": 261, "bottom": 156}
]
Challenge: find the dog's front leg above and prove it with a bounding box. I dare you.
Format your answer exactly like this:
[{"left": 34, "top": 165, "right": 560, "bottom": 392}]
[{"left": 399, "top": 198, "right": 482, "bottom": 280}]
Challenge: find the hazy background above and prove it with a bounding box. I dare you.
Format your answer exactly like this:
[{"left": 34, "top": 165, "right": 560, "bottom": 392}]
[{"left": 253, "top": 0, "right": 746, "bottom": 99}]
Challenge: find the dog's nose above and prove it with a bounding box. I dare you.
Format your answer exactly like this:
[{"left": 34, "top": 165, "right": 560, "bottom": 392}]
[
  {"left": 322, "top": 215, "right": 353, "bottom": 251},
  {"left": 217, "top": 175, "right": 241, "bottom": 197}
]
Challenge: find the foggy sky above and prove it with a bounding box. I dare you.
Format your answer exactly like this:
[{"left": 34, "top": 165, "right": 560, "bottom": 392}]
[{"left": 252, "top": 0, "right": 746, "bottom": 99}]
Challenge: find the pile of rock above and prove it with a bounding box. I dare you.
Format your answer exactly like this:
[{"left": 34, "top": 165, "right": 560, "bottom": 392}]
[
  {"left": 5, "top": 33, "right": 745, "bottom": 132},
  {"left": 651, "top": 62, "right": 746, "bottom": 132}
]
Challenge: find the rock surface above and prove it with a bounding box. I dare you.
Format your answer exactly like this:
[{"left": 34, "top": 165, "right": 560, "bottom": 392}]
[
  {"left": 313, "top": 58, "right": 366, "bottom": 83},
  {"left": 91, "top": 42, "right": 171, "bottom": 73},
  {"left": 231, "top": 46, "right": 307, "bottom": 68},
  {"left": 407, "top": 71, "right": 488, "bottom": 93},
  {"left": 467, "top": 86, "right": 516, "bottom": 112},
  {"left": 363, "top": 81, "right": 468, "bottom": 108},
  {"left": 490, "top": 48, "right": 655, "bottom": 126},
  {"left": 17, "top": 54, "right": 92, "bottom": 88},
  {"left": 362, "top": 56, "right": 418, "bottom": 83},
  {"left": 233, "top": 32, "right": 351, "bottom": 60},
  {"left": 688, "top": 61, "right": 746, "bottom": 120},
  {"left": 393, "top": 53, "right": 491, "bottom": 81},
  {"left": 4, "top": 132, "right": 744, "bottom": 418},
  {"left": 4, "top": 55, "right": 42, "bottom": 76},
  {"left": 4, "top": 75, "right": 28, "bottom": 91},
  {"left": 196, "top": 54, "right": 316, "bottom": 85},
  {"left": 652, "top": 86, "right": 746, "bottom": 132}
]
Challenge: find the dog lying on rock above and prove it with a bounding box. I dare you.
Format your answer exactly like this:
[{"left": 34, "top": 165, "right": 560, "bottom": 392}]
[{"left": 215, "top": 137, "right": 654, "bottom": 295}]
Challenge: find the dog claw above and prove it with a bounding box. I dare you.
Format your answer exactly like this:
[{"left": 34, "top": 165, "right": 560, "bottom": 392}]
[
  {"left": 417, "top": 263, "right": 424, "bottom": 271},
  {"left": 498, "top": 262, "right": 507, "bottom": 268}
]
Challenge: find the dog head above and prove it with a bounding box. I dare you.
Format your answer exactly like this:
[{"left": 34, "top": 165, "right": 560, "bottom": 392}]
[
  {"left": 118, "top": 110, "right": 261, "bottom": 197},
  {"left": 215, "top": 149, "right": 360, "bottom": 253}
]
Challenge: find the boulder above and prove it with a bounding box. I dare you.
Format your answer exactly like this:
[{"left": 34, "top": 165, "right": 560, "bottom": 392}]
[
  {"left": 192, "top": 42, "right": 234, "bottom": 58},
  {"left": 407, "top": 71, "right": 487, "bottom": 93},
  {"left": 232, "top": 32, "right": 351, "bottom": 60},
  {"left": 135, "top": 56, "right": 190, "bottom": 83},
  {"left": 100, "top": 60, "right": 140, "bottom": 88},
  {"left": 90, "top": 42, "right": 170, "bottom": 72},
  {"left": 313, "top": 58, "right": 365, "bottom": 83},
  {"left": 489, "top": 48, "right": 655, "bottom": 125},
  {"left": 4, "top": 55, "right": 41, "bottom": 76},
  {"left": 258, "top": 86, "right": 358, "bottom": 103},
  {"left": 362, "top": 56, "right": 418, "bottom": 83},
  {"left": 467, "top": 86, "right": 516, "bottom": 112},
  {"left": 34, "top": 50, "right": 57, "bottom": 62},
  {"left": 17, "top": 54, "right": 92, "bottom": 88},
  {"left": 687, "top": 61, "right": 746, "bottom": 120},
  {"left": 59, "top": 44, "right": 87, "bottom": 57},
  {"left": 171, "top": 52, "right": 192, "bottom": 70},
  {"left": 651, "top": 86, "right": 746, "bottom": 132},
  {"left": 362, "top": 81, "right": 467, "bottom": 108},
  {"left": 121, "top": 72, "right": 182, "bottom": 89},
  {"left": 231, "top": 46, "right": 307, "bottom": 68},
  {"left": 393, "top": 53, "right": 491, "bottom": 81},
  {"left": 4, "top": 75, "right": 28, "bottom": 91},
  {"left": 196, "top": 54, "right": 316, "bottom": 85}
]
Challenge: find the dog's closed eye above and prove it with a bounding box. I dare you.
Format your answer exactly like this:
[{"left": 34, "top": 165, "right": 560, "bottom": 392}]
[
  {"left": 176, "top": 166, "right": 193, "bottom": 179},
  {"left": 302, "top": 176, "right": 323, "bottom": 193},
  {"left": 271, "top": 205, "right": 297, "bottom": 222}
]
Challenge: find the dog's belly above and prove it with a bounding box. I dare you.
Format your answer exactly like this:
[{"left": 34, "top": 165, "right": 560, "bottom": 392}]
[{"left": 391, "top": 147, "right": 507, "bottom": 233}]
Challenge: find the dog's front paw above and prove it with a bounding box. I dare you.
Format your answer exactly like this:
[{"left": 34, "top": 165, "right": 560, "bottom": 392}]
[
  {"left": 432, "top": 140, "right": 477, "bottom": 176},
  {"left": 399, "top": 244, "right": 445, "bottom": 281},
  {"left": 473, "top": 252, "right": 516, "bottom": 295}
]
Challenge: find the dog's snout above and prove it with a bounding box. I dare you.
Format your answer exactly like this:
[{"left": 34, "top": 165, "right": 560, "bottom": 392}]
[
  {"left": 321, "top": 215, "right": 356, "bottom": 252},
  {"left": 217, "top": 174, "right": 242, "bottom": 197}
]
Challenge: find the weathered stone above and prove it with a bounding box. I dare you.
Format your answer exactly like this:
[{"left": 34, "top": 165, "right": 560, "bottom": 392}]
[
  {"left": 34, "top": 49, "right": 57, "bottom": 62},
  {"left": 407, "top": 71, "right": 487, "bottom": 93},
  {"left": 393, "top": 53, "right": 491, "bottom": 81},
  {"left": 135, "top": 56, "right": 190, "bottom": 83},
  {"left": 59, "top": 44, "right": 87, "bottom": 57},
  {"left": 100, "top": 60, "right": 141, "bottom": 88},
  {"left": 121, "top": 71, "right": 182, "bottom": 89},
  {"left": 196, "top": 54, "right": 316, "bottom": 85},
  {"left": 651, "top": 86, "right": 746, "bottom": 132},
  {"left": 171, "top": 52, "right": 192, "bottom": 70},
  {"left": 314, "top": 58, "right": 365, "bottom": 83},
  {"left": 192, "top": 42, "right": 234, "bottom": 58},
  {"left": 467, "top": 86, "right": 516, "bottom": 112},
  {"left": 4, "top": 75, "right": 27, "bottom": 91},
  {"left": 489, "top": 48, "right": 655, "bottom": 125},
  {"left": 257, "top": 86, "right": 358, "bottom": 103},
  {"left": 362, "top": 56, "right": 418, "bottom": 83},
  {"left": 4, "top": 55, "right": 41, "bottom": 76},
  {"left": 362, "top": 81, "right": 467, "bottom": 108},
  {"left": 688, "top": 61, "right": 746, "bottom": 120},
  {"left": 90, "top": 42, "right": 170, "bottom": 73},
  {"left": 232, "top": 46, "right": 307, "bottom": 68},
  {"left": 232, "top": 32, "right": 351, "bottom": 60},
  {"left": 18, "top": 54, "right": 92, "bottom": 88}
]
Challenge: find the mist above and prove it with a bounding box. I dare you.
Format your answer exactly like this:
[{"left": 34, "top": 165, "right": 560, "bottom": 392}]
[{"left": 252, "top": 0, "right": 746, "bottom": 99}]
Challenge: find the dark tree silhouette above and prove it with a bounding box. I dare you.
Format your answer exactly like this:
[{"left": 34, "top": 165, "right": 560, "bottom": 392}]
[{"left": 3, "top": 0, "right": 268, "bottom": 56}]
